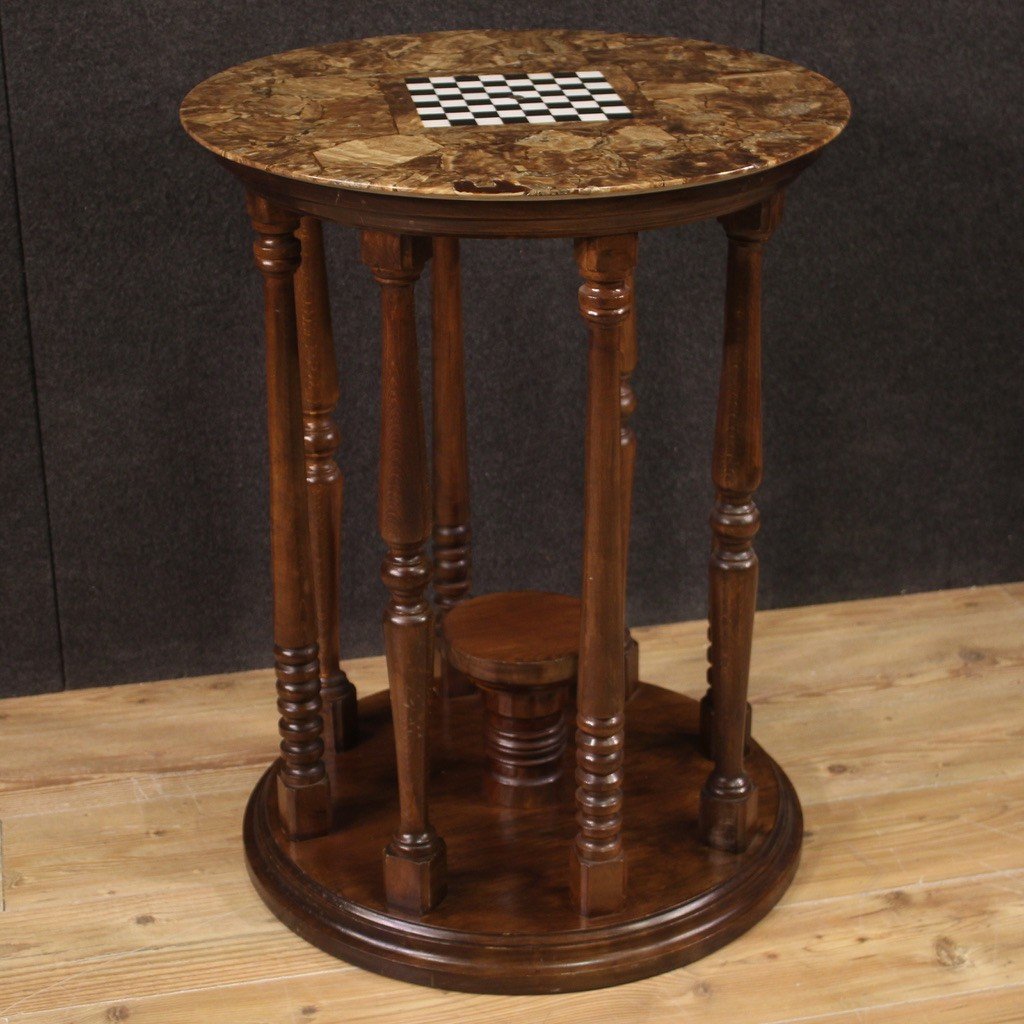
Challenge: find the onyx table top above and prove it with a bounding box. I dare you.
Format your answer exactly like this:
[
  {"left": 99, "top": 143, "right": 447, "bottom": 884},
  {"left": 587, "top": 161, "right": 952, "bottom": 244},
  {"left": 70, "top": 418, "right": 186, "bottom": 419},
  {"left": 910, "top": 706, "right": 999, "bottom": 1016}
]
[{"left": 180, "top": 29, "right": 850, "bottom": 202}]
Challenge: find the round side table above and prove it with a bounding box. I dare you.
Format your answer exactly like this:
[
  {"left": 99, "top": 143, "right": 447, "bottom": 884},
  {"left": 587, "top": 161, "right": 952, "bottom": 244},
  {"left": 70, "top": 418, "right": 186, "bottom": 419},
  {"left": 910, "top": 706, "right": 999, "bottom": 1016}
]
[{"left": 181, "top": 30, "right": 849, "bottom": 994}]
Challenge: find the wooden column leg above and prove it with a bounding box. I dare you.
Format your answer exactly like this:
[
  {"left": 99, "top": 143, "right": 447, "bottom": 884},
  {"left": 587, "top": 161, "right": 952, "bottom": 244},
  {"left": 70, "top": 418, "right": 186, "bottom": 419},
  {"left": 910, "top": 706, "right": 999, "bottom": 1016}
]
[
  {"left": 570, "top": 234, "right": 637, "bottom": 916},
  {"left": 431, "top": 236, "right": 474, "bottom": 698},
  {"left": 247, "top": 193, "right": 331, "bottom": 841},
  {"left": 294, "top": 216, "right": 358, "bottom": 770},
  {"left": 361, "top": 230, "right": 447, "bottom": 915},
  {"left": 620, "top": 267, "right": 640, "bottom": 699},
  {"left": 699, "top": 193, "right": 784, "bottom": 853}
]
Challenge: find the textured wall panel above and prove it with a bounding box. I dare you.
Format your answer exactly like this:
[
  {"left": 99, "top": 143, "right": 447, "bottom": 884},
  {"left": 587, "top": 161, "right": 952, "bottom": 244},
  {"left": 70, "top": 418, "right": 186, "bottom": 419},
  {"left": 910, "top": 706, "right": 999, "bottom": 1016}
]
[
  {"left": 6, "top": 2, "right": 1020, "bottom": 696},
  {"left": 758, "top": 0, "right": 1024, "bottom": 606},
  {"left": 0, "top": 33, "right": 62, "bottom": 695},
  {"left": 1, "top": 4, "right": 760, "bottom": 688}
]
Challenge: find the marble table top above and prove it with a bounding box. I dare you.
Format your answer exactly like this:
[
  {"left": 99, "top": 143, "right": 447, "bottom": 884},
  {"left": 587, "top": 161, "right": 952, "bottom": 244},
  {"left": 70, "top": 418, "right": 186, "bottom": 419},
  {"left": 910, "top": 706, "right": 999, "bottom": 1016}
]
[{"left": 180, "top": 30, "right": 850, "bottom": 202}]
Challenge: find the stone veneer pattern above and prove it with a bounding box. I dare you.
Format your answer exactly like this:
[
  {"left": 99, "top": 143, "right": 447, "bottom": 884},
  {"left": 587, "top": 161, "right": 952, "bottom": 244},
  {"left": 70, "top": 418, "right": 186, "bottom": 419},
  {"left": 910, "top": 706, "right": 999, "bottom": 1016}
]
[{"left": 180, "top": 29, "right": 851, "bottom": 200}]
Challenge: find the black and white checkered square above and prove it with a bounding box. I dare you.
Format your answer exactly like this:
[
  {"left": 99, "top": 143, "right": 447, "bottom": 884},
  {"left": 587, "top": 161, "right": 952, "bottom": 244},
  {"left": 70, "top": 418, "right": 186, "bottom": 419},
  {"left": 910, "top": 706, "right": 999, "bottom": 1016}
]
[{"left": 404, "top": 70, "right": 632, "bottom": 128}]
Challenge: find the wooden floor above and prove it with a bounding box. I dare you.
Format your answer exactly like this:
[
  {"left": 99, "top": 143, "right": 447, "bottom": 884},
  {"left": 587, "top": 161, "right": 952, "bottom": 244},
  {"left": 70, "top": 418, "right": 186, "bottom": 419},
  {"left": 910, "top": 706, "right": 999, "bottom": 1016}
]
[{"left": 2, "top": 584, "right": 1023, "bottom": 1023}]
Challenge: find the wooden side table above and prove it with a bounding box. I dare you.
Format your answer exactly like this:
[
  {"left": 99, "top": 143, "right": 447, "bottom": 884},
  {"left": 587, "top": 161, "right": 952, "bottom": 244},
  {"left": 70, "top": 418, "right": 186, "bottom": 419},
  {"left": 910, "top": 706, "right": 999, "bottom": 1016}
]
[{"left": 181, "top": 30, "right": 850, "bottom": 994}]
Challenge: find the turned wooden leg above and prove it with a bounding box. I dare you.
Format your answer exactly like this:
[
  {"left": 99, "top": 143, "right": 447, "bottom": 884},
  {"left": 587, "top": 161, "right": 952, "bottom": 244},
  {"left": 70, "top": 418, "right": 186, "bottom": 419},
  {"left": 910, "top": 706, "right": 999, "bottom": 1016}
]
[
  {"left": 361, "top": 230, "right": 447, "bottom": 915},
  {"left": 699, "top": 193, "right": 784, "bottom": 853},
  {"left": 620, "top": 266, "right": 640, "bottom": 698},
  {"left": 570, "top": 234, "right": 636, "bottom": 916},
  {"left": 248, "top": 193, "right": 331, "bottom": 841},
  {"left": 294, "top": 216, "right": 358, "bottom": 770},
  {"left": 699, "top": 627, "right": 751, "bottom": 758},
  {"left": 431, "top": 236, "right": 474, "bottom": 698}
]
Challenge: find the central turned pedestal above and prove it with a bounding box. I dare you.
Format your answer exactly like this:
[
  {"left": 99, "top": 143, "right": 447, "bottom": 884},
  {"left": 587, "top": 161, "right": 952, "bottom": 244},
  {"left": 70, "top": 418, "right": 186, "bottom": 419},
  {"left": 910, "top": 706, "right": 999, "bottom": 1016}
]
[
  {"left": 182, "top": 27, "right": 849, "bottom": 995},
  {"left": 441, "top": 591, "right": 579, "bottom": 808}
]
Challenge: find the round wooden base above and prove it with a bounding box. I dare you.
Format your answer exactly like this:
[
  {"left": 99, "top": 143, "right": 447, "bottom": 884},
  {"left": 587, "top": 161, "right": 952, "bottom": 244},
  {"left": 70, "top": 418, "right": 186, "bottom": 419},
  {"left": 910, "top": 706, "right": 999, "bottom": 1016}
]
[{"left": 244, "top": 683, "right": 802, "bottom": 994}]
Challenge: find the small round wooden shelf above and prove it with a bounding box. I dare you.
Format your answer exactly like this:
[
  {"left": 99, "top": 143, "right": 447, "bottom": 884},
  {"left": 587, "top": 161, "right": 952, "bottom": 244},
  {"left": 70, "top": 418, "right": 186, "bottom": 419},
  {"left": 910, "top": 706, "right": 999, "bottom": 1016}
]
[
  {"left": 182, "top": 28, "right": 848, "bottom": 995},
  {"left": 441, "top": 590, "right": 581, "bottom": 685},
  {"left": 441, "top": 590, "right": 580, "bottom": 808}
]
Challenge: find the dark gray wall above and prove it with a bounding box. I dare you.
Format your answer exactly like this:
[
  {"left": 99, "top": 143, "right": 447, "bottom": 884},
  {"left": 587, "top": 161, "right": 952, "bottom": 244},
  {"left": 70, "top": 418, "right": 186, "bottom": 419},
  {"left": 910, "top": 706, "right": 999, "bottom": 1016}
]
[
  {"left": 758, "top": 0, "right": 1024, "bottom": 606},
  {"left": 0, "top": 2, "right": 1020, "bottom": 695},
  {"left": 0, "top": 31, "right": 62, "bottom": 696}
]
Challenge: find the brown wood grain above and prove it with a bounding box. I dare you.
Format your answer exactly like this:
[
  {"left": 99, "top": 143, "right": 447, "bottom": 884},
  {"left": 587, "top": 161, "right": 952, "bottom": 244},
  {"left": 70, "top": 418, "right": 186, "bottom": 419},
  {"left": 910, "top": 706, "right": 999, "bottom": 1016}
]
[
  {"left": 441, "top": 590, "right": 580, "bottom": 685},
  {"left": 430, "top": 236, "right": 472, "bottom": 620},
  {"left": 294, "top": 215, "right": 359, "bottom": 758},
  {"left": 570, "top": 234, "right": 637, "bottom": 916},
  {"left": 242, "top": 683, "right": 800, "bottom": 991},
  {"left": 360, "top": 230, "right": 447, "bottom": 914},
  {"left": 440, "top": 591, "right": 579, "bottom": 809},
  {"left": 247, "top": 193, "right": 331, "bottom": 842},
  {"left": 620, "top": 263, "right": 640, "bottom": 699},
  {"left": 699, "top": 194, "right": 785, "bottom": 854}
]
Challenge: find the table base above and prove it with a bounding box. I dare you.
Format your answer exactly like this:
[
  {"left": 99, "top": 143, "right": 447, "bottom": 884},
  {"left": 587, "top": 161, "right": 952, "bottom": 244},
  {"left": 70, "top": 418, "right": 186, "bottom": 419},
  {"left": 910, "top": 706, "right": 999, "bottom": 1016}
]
[{"left": 244, "top": 683, "right": 801, "bottom": 993}]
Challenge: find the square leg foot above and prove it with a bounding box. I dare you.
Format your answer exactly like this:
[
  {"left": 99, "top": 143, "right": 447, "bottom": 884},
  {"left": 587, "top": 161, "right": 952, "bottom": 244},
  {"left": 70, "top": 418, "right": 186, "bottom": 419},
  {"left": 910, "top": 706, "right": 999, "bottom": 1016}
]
[
  {"left": 383, "top": 839, "right": 448, "bottom": 915},
  {"left": 699, "top": 779, "right": 758, "bottom": 853},
  {"left": 570, "top": 847, "right": 626, "bottom": 917},
  {"left": 276, "top": 772, "right": 332, "bottom": 841}
]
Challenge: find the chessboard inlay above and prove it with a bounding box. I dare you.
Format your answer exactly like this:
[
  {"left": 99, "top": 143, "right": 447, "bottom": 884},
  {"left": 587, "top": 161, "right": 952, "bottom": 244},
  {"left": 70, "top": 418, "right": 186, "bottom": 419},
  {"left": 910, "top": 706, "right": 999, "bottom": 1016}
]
[{"left": 404, "top": 70, "right": 633, "bottom": 127}]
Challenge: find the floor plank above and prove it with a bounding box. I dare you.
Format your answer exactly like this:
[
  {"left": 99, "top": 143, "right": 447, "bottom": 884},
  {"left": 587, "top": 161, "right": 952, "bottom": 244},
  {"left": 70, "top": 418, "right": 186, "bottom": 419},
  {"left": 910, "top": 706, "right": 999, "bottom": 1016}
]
[
  {"left": 3, "top": 875, "right": 1021, "bottom": 1022},
  {"left": 6, "top": 768, "right": 1023, "bottom": 915},
  {"left": 1, "top": 584, "right": 1022, "bottom": 1022},
  {"left": 14, "top": 983, "right": 1024, "bottom": 1024}
]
